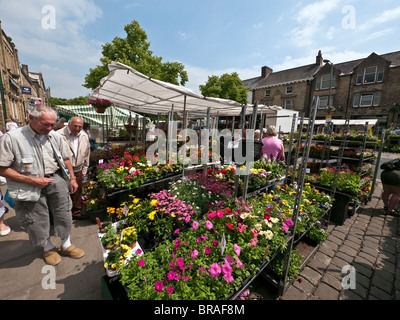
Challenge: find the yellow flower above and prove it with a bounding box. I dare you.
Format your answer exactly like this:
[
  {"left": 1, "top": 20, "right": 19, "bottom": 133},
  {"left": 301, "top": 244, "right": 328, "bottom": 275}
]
[
  {"left": 104, "top": 262, "right": 108, "bottom": 268},
  {"left": 148, "top": 210, "right": 157, "bottom": 220},
  {"left": 150, "top": 199, "right": 158, "bottom": 206}
]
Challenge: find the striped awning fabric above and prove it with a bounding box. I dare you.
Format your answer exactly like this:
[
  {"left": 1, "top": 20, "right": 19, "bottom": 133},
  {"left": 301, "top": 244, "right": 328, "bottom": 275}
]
[{"left": 55, "top": 105, "right": 141, "bottom": 127}]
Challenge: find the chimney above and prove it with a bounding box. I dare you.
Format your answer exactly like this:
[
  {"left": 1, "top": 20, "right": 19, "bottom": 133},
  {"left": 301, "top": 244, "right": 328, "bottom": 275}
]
[
  {"left": 316, "top": 50, "right": 323, "bottom": 66},
  {"left": 261, "top": 66, "right": 273, "bottom": 77}
]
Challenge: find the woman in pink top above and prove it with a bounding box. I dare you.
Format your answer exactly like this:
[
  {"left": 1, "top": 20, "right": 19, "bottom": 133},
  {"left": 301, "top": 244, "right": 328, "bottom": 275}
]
[{"left": 261, "top": 126, "right": 285, "bottom": 161}]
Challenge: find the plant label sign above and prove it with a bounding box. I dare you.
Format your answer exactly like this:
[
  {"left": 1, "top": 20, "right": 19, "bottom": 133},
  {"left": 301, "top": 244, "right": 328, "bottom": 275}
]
[
  {"left": 220, "top": 232, "right": 226, "bottom": 255},
  {"left": 123, "top": 204, "right": 129, "bottom": 216}
]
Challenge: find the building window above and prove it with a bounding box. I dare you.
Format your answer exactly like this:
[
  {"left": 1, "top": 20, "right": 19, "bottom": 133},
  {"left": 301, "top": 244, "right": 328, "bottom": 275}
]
[
  {"left": 353, "top": 92, "right": 381, "bottom": 107},
  {"left": 317, "top": 95, "right": 334, "bottom": 109},
  {"left": 284, "top": 100, "right": 294, "bottom": 110},
  {"left": 286, "top": 86, "right": 293, "bottom": 94},
  {"left": 315, "top": 74, "right": 335, "bottom": 90},
  {"left": 356, "top": 66, "right": 385, "bottom": 85},
  {"left": 265, "top": 89, "right": 270, "bottom": 96}
]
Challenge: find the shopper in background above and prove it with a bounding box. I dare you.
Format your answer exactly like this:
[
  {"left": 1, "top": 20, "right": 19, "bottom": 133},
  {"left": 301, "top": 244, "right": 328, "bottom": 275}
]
[
  {"left": 58, "top": 117, "right": 91, "bottom": 220},
  {"left": 0, "top": 106, "right": 84, "bottom": 265},
  {"left": 381, "top": 159, "right": 400, "bottom": 216},
  {"left": 261, "top": 125, "right": 285, "bottom": 161},
  {"left": 6, "top": 119, "right": 18, "bottom": 132},
  {"left": 82, "top": 122, "right": 96, "bottom": 151},
  {"left": 0, "top": 176, "right": 10, "bottom": 236}
]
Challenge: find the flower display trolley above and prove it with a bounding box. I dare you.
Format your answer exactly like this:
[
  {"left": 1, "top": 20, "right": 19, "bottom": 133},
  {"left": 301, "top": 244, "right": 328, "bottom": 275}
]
[{"left": 88, "top": 64, "right": 336, "bottom": 299}]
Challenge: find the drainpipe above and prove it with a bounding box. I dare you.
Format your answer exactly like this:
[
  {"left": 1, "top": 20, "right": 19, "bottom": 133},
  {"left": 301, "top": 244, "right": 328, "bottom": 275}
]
[{"left": 0, "top": 73, "right": 7, "bottom": 127}]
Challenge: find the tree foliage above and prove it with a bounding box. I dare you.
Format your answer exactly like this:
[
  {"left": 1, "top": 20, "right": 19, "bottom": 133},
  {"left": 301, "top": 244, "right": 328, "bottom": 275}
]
[
  {"left": 48, "top": 96, "right": 89, "bottom": 106},
  {"left": 83, "top": 20, "right": 188, "bottom": 90},
  {"left": 199, "top": 72, "right": 248, "bottom": 105}
]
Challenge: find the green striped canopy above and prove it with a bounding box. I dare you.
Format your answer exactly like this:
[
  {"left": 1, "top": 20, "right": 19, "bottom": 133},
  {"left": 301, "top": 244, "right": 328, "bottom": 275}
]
[{"left": 54, "top": 105, "right": 141, "bottom": 127}]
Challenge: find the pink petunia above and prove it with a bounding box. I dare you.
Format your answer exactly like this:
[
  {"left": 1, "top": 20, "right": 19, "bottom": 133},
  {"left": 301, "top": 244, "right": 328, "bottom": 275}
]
[
  {"left": 209, "top": 263, "right": 221, "bottom": 278},
  {"left": 285, "top": 218, "right": 294, "bottom": 227},
  {"left": 167, "top": 271, "right": 175, "bottom": 280},
  {"left": 212, "top": 240, "right": 219, "bottom": 246},
  {"left": 138, "top": 259, "right": 145, "bottom": 267},
  {"left": 282, "top": 223, "right": 289, "bottom": 233},
  {"left": 205, "top": 220, "right": 213, "bottom": 230},
  {"left": 234, "top": 244, "right": 241, "bottom": 257},
  {"left": 224, "top": 255, "right": 235, "bottom": 266},
  {"left": 236, "top": 257, "right": 245, "bottom": 268},
  {"left": 223, "top": 273, "right": 234, "bottom": 283},
  {"left": 221, "top": 263, "right": 233, "bottom": 276},
  {"left": 190, "top": 249, "right": 198, "bottom": 260},
  {"left": 176, "top": 258, "right": 184, "bottom": 267},
  {"left": 154, "top": 281, "right": 163, "bottom": 292},
  {"left": 204, "top": 247, "right": 211, "bottom": 254},
  {"left": 192, "top": 221, "right": 199, "bottom": 230},
  {"left": 167, "top": 287, "right": 174, "bottom": 294}
]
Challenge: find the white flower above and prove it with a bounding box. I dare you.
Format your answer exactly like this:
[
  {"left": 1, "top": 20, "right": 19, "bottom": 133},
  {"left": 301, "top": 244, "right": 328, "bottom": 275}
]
[
  {"left": 265, "top": 230, "right": 273, "bottom": 240},
  {"left": 254, "top": 223, "right": 262, "bottom": 231},
  {"left": 270, "top": 217, "right": 279, "bottom": 224}
]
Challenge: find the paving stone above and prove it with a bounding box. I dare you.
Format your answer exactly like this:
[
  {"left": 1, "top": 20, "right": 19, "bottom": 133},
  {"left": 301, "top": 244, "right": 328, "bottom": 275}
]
[
  {"left": 321, "top": 273, "right": 343, "bottom": 291},
  {"left": 308, "top": 258, "right": 328, "bottom": 274},
  {"left": 293, "top": 277, "right": 315, "bottom": 296},
  {"left": 314, "top": 282, "right": 340, "bottom": 300},
  {"left": 329, "top": 235, "right": 344, "bottom": 246},
  {"left": 322, "top": 240, "right": 339, "bottom": 252},
  {"left": 371, "top": 273, "right": 393, "bottom": 294},
  {"left": 331, "top": 256, "right": 350, "bottom": 269},
  {"left": 376, "top": 250, "right": 396, "bottom": 266},
  {"left": 339, "top": 245, "right": 359, "bottom": 257},
  {"left": 318, "top": 244, "right": 336, "bottom": 258},
  {"left": 335, "top": 251, "right": 354, "bottom": 264},
  {"left": 357, "top": 251, "right": 377, "bottom": 265},
  {"left": 355, "top": 272, "right": 370, "bottom": 289},
  {"left": 362, "top": 240, "right": 381, "bottom": 250},
  {"left": 300, "top": 267, "right": 322, "bottom": 286},
  {"left": 314, "top": 252, "right": 333, "bottom": 266},
  {"left": 360, "top": 245, "right": 380, "bottom": 258},
  {"left": 352, "top": 259, "right": 374, "bottom": 278},
  {"left": 343, "top": 239, "right": 361, "bottom": 251},
  {"left": 280, "top": 285, "right": 308, "bottom": 300},
  {"left": 339, "top": 290, "right": 364, "bottom": 300},
  {"left": 376, "top": 259, "right": 396, "bottom": 273},
  {"left": 369, "top": 285, "right": 394, "bottom": 300}
]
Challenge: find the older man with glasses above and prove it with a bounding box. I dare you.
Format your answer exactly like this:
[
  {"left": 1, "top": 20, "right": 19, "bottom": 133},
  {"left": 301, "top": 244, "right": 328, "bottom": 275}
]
[
  {"left": 0, "top": 106, "right": 85, "bottom": 265},
  {"left": 58, "top": 116, "right": 91, "bottom": 220}
]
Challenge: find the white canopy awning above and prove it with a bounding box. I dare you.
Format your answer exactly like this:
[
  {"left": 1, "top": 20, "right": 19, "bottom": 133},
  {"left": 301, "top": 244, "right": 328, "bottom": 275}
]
[
  {"left": 302, "top": 119, "right": 378, "bottom": 127},
  {"left": 90, "top": 62, "right": 282, "bottom": 117}
]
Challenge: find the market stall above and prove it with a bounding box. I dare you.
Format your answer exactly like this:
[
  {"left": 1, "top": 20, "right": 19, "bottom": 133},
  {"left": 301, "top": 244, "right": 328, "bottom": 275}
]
[{"left": 86, "top": 63, "right": 334, "bottom": 299}]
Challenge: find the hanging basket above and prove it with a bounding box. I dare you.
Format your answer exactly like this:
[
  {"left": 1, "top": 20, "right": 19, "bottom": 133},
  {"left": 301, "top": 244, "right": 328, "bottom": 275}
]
[{"left": 94, "top": 106, "right": 107, "bottom": 114}]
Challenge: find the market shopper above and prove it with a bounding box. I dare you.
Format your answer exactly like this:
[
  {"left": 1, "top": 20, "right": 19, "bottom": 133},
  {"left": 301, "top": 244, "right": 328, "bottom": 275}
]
[
  {"left": 381, "top": 159, "right": 400, "bottom": 216},
  {"left": 0, "top": 106, "right": 85, "bottom": 265},
  {"left": 58, "top": 116, "right": 91, "bottom": 220},
  {"left": 261, "top": 125, "right": 285, "bottom": 161},
  {"left": 82, "top": 122, "right": 96, "bottom": 151},
  {"left": 0, "top": 182, "right": 10, "bottom": 236}
]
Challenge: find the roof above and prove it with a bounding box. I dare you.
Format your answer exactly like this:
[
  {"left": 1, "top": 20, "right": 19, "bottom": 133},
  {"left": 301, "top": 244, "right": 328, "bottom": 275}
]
[
  {"left": 244, "top": 50, "right": 400, "bottom": 90},
  {"left": 243, "top": 64, "right": 321, "bottom": 90}
]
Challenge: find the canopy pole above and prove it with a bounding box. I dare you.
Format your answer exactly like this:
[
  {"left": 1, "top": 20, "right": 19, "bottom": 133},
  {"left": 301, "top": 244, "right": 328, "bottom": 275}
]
[{"left": 183, "top": 95, "right": 187, "bottom": 130}]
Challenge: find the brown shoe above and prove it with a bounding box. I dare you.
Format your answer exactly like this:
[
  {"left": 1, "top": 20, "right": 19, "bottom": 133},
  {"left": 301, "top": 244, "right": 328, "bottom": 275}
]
[
  {"left": 60, "top": 244, "right": 85, "bottom": 259},
  {"left": 43, "top": 248, "right": 62, "bottom": 266}
]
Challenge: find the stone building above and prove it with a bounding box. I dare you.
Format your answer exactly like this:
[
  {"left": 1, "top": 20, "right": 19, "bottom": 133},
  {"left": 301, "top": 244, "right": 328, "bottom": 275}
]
[
  {"left": 243, "top": 50, "right": 400, "bottom": 131},
  {"left": 0, "top": 21, "right": 50, "bottom": 133}
]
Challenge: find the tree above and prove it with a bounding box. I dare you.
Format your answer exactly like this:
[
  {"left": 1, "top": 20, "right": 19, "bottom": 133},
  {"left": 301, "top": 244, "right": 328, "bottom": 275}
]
[
  {"left": 83, "top": 20, "right": 188, "bottom": 90},
  {"left": 199, "top": 72, "right": 248, "bottom": 105},
  {"left": 48, "top": 96, "right": 89, "bottom": 106}
]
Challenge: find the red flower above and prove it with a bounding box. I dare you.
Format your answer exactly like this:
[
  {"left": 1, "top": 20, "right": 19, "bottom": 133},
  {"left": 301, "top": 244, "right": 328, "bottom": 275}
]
[
  {"left": 264, "top": 212, "right": 271, "bottom": 220},
  {"left": 226, "top": 223, "right": 235, "bottom": 230}
]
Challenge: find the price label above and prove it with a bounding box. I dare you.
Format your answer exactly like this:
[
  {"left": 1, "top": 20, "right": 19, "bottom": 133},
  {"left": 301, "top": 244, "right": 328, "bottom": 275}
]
[
  {"left": 99, "top": 159, "right": 104, "bottom": 164},
  {"left": 220, "top": 232, "right": 226, "bottom": 255},
  {"left": 123, "top": 204, "right": 129, "bottom": 216}
]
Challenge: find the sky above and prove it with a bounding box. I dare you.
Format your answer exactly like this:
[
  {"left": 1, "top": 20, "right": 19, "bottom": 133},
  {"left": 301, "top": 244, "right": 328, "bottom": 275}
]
[{"left": 1, "top": 0, "right": 400, "bottom": 99}]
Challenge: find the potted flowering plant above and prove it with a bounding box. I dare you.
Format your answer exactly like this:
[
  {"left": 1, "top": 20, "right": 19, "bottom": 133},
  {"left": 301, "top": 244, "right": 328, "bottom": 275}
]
[{"left": 88, "top": 98, "right": 113, "bottom": 113}]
